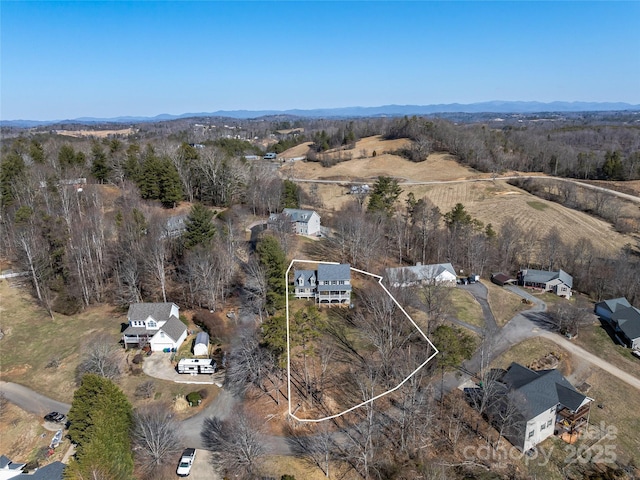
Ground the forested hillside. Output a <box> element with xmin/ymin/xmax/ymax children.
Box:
<box><xmin>1</xmin><ymin>114</ymin><xmax>639</xmax><ymax>317</ymax></box>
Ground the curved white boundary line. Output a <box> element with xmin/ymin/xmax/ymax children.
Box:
<box><xmin>285</xmin><ymin>259</ymin><xmax>439</xmax><ymax>423</ymax></box>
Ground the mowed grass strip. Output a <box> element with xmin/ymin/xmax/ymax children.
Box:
<box><xmin>527</xmin><ymin>200</ymin><xmax>549</xmax><ymax>211</ymax></box>
<box><xmin>0</xmin><ymin>280</ymin><xmax>123</xmax><ymax>402</ymax></box>
<box><xmin>449</xmin><ymin>288</ymin><xmax>484</xmax><ymax>328</ymax></box>
<box><xmin>483</xmin><ymin>280</ymin><xmax>528</xmax><ymax>327</ymax></box>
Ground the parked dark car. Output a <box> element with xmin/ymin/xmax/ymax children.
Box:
<box><xmin>44</xmin><ymin>412</ymin><xmax>66</xmax><ymax>423</ymax></box>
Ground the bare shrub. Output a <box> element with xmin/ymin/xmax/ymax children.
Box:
<box><xmin>45</xmin><ymin>355</ymin><xmax>61</xmax><ymax>369</ymax></box>
<box><xmin>135</xmin><ymin>381</ymin><xmax>156</xmax><ymax>399</ymax></box>
<box><xmin>132</xmin><ymin>353</ymin><xmax>144</xmax><ymax>365</ymax></box>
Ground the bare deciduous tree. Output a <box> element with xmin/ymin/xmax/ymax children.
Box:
<box><xmin>131</xmin><ymin>405</ymin><xmax>183</xmax><ymax>474</ymax></box>
<box><xmin>201</xmin><ymin>409</ymin><xmax>267</xmax><ymax>479</ymax></box>
<box><xmin>76</xmin><ymin>335</ymin><xmax>121</xmax><ymax>382</ymax></box>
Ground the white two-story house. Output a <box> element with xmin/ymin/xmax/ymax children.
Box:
<box><xmin>270</xmin><ymin>208</ymin><xmax>321</xmax><ymax>236</ymax></box>
<box><xmin>293</xmin><ymin>263</ymin><xmax>351</xmax><ymax>304</ymax></box>
<box><xmin>492</xmin><ymin>363</ymin><xmax>592</xmax><ymax>452</ymax></box>
<box><xmin>122</xmin><ymin>302</ymin><xmax>188</xmax><ymax>352</ymax></box>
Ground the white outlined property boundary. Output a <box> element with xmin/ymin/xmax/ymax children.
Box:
<box><xmin>285</xmin><ymin>259</ymin><xmax>439</xmax><ymax>423</ymax></box>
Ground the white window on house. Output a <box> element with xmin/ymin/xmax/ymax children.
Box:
<box><xmin>547</xmin><ymin>419</ymin><xmax>553</xmax><ymax>428</ymax></box>
<box><xmin>339</xmin><ymin>280</ymin><xmax>345</xmax><ymax>285</ymax></box>
<box><xmin>541</xmin><ymin>423</ymin><xmax>546</xmax><ymax>431</ymax></box>
<box><xmin>528</xmin><ymin>430</ymin><xmax>534</xmax><ymax>438</ymax></box>
<box><xmin>332</xmin><ymin>280</ymin><xmax>337</xmax><ymax>285</ymax></box>
<box><xmin>147</xmin><ymin>320</ymin><xmax>157</xmax><ymax>329</ymax></box>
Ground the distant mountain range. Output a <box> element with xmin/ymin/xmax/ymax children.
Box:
<box><xmin>3</xmin><ymin>101</ymin><xmax>640</xmax><ymax>127</ymax></box>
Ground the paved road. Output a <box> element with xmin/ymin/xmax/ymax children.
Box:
<box><xmin>457</xmin><ymin>282</ymin><xmax>499</xmax><ymax>333</ymax></box>
<box><xmin>538</xmin><ymin>331</ymin><xmax>640</xmax><ymax>391</ymax></box>
<box><xmin>0</xmin><ymin>381</ymin><xmax>70</xmax><ymax>416</ymax></box>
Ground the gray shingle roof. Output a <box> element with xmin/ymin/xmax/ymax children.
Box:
<box><xmin>598</xmin><ymin>297</ymin><xmax>632</xmax><ymax>315</ymax></box>
<box><xmin>195</xmin><ymin>331</ymin><xmax>209</xmax><ymax>345</ymax></box>
<box><xmin>501</xmin><ymin>362</ymin><xmax>589</xmax><ymax>418</ymax></box>
<box><xmin>282</xmin><ymin>208</ymin><xmax>318</xmax><ymax>223</ymax></box>
<box><xmin>15</xmin><ymin>461</ymin><xmax>65</xmax><ymax>479</ymax></box>
<box><xmin>612</xmin><ymin>306</ymin><xmax>640</xmax><ymax>341</ymax></box>
<box><xmin>294</xmin><ymin>270</ymin><xmax>316</xmax><ymax>288</ymax></box>
<box><xmin>0</xmin><ymin>455</ymin><xmax>25</xmax><ymax>471</ymax></box>
<box><xmin>317</xmin><ymin>264</ymin><xmax>350</xmax><ymax>282</ymax></box>
<box><xmin>521</xmin><ymin>269</ymin><xmax>573</xmax><ymax>288</ymax></box>
<box><xmin>160</xmin><ymin>317</ymin><xmax>187</xmax><ymax>343</ymax></box>
<box><xmin>122</xmin><ymin>325</ymin><xmax>152</xmax><ymax>336</ymax></box>
<box><xmin>128</xmin><ymin>303</ymin><xmax>178</xmax><ymax>323</ymax></box>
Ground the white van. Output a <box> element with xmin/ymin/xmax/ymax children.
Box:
<box><xmin>263</xmin><ymin>152</ymin><xmax>277</xmax><ymax>160</ymax></box>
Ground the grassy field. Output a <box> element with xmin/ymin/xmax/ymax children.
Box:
<box><xmin>482</xmin><ymin>280</ymin><xmax>528</xmax><ymax>327</ymax></box>
<box><xmin>491</xmin><ymin>337</ymin><xmax>571</xmax><ymax>374</ymax></box>
<box><xmin>286</xmin><ymin>139</ymin><xmax>636</xmax><ymax>260</ymax></box>
<box><xmin>0</xmin><ymin>280</ymin><xmax>123</xmax><ymax>403</ymax></box>
<box><xmin>449</xmin><ymin>288</ymin><xmax>484</xmax><ymax>328</ymax></box>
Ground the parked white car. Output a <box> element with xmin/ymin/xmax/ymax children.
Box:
<box><xmin>176</xmin><ymin>448</ymin><xmax>196</xmax><ymax>476</ymax></box>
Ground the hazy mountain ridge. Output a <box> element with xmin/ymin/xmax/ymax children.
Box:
<box><xmin>3</xmin><ymin>101</ymin><xmax>640</xmax><ymax>127</ymax></box>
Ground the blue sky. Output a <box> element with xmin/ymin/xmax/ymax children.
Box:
<box><xmin>2</xmin><ymin>1</ymin><xmax>639</xmax><ymax>120</ymax></box>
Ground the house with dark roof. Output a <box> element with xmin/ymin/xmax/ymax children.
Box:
<box><xmin>595</xmin><ymin>297</ymin><xmax>640</xmax><ymax>349</ymax></box>
<box><xmin>486</xmin><ymin>363</ymin><xmax>592</xmax><ymax>452</ymax></box>
<box><xmin>0</xmin><ymin>456</ymin><xmax>64</xmax><ymax>480</ymax></box>
<box><xmin>490</xmin><ymin>272</ymin><xmax>517</xmax><ymax>287</ymax></box>
<box><xmin>385</xmin><ymin>262</ymin><xmax>457</xmax><ymax>288</ymax></box>
<box><xmin>1</xmin><ymin>455</ymin><xmax>26</xmax><ymax>479</ymax></box>
<box><xmin>293</xmin><ymin>264</ymin><xmax>351</xmax><ymax>304</ymax></box>
<box><xmin>269</xmin><ymin>208</ymin><xmax>321</xmax><ymax>236</ymax></box>
<box><xmin>122</xmin><ymin>302</ymin><xmax>187</xmax><ymax>352</ymax></box>
<box><xmin>517</xmin><ymin>268</ymin><xmax>573</xmax><ymax>298</ymax></box>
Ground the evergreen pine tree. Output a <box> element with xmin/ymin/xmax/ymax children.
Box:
<box><xmin>256</xmin><ymin>235</ymin><xmax>287</xmax><ymax>313</ymax></box>
<box><xmin>66</xmin><ymin>374</ymin><xmax>133</xmax><ymax>479</ymax></box>
<box><xmin>183</xmin><ymin>203</ymin><xmax>215</xmax><ymax>249</ymax></box>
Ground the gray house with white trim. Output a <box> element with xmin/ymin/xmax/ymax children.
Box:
<box><xmin>517</xmin><ymin>268</ymin><xmax>573</xmax><ymax>298</ymax></box>
<box><xmin>490</xmin><ymin>363</ymin><xmax>592</xmax><ymax>452</ymax></box>
<box><xmin>385</xmin><ymin>262</ymin><xmax>457</xmax><ymax>288</ymax></box>
<box><xmin>293</xmin><ymin>264</ymin><xmax>351</xmax><ymax>304</ymax></box>
<box><xmin>595</xmin><ymin>297</ymin><xmax>640</xmax><ymax>349</ymax></box>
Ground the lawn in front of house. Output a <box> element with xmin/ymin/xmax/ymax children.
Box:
<box><xmin>483</xmin><ymin>280</ymin><xmax>528</xmax><ymax>326</ymax></box>
<box><xmin>0</xmin><ymin>280</ymin><xmax>123</xmax><ymax>403</ymax></box>
<box><xmin>0</xmin><ymin>280</ymin><xmax>220</xmax><ymax>411</ymax></box>
<box><xmin>449</xmin><ymin>288</ymin><xmax>484</xmax><ymax>328</ymax></box>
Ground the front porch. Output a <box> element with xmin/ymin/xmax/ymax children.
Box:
<box><xmin>317</xmin><ymin>292</ymin><xmax>350</xmax><ymax>304</ymax></box>
<box><xmin>122</xmin><ymin>333</ymin><xmax>152</xmax><ymax>349</ymax></box>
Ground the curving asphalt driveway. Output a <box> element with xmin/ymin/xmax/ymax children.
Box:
<box><xmin>0</xmin><ymin>380</ymin><xmax>70</xmax><ymax>416</ymax></box>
